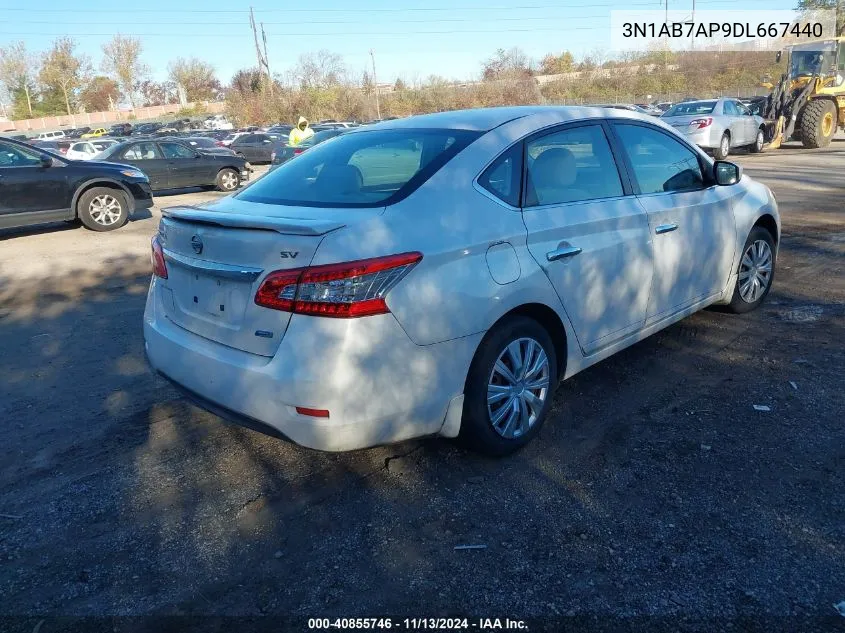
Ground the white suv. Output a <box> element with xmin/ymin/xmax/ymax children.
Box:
<box><xmin>36</xmin><ymin>130</ymin><xmax>66</xmax><ymax>140</ymax></box>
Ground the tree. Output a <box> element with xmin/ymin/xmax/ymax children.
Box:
<box><xmin>168</xmin><ymin>57</ymin><xmax>221</xmax><ymax>103</ymax></box>
<box><xmin>295</xmin><ymin>50</ymin><xmax>346</xmax><ymax>89</ymax></box>
<box><xmin>39</xmin><ymin>37</ymin><xmax>90</xmax><ymax>115</ymax></box>
<box><xmin>540</xmin><ymin>51</ymin><xmax>575</xmax><ymax>76</ymax></box>
<box><xmin>231</xmin><ymin>68</ymin><xmax>262</xmax><ymax>95</ymax></box>
<box><xmin>795</xmin><ymin>0</ymin><xmax>845</xmax><ymax>35</ymax></box>
<box><xmin>101</xmin><ymin>35</ymin><xmax>148</xmax><ymax>109</ymax></box>
<box><xmin>0</xmin><ymin>41</ymin><xmax>37</xmax><ymax>117</ymax></box>
<box><xmin>80</xmin><ymin>75</ymin><xmax>121</xmax><ymax>112</ymax></box>
<box><xmin>138</xmin><ymin>79</ymin><xmax>175</xmax><ymax>106</ymax></box>
<box><xmin>361</xmin><ymin>70</ymin><xmax>374</xmax><ymax>96</ymax></box>
<box><xmin>394</xmin><ymin>77</ymin><xmax>407</xmax><ymax>91</ymax></box>
<box><xmin>482</xmin><ymin>47</ymin><xmax>532</xmax><ymax>81</ymax></box>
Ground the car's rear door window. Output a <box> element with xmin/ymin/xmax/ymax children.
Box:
<box><xmin>478</xmin><ymin>144</ymin><xmax>522</xmax><ymax>207</ymax></box>
<box><xmin>236</xmin><ymin>128</ymin><xmax>480</xmax><ymax>208</ymax></box>
<box><xmin>613</xmin><ymin>123</ymin><xmax>705</xmax><ymax>194</ymax></box>
<box><xmin>524</xmin><ymin>124</ymin><xmax>624</xmax><ymax>206</ymax></box>
<box><xmin>160</xmin><ymin>142</ymin><xmax>196</xmax><ymax>159</ymax></box>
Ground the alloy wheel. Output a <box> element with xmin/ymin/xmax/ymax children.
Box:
<box><xmin>738</xmin><ymin>239</ymin><xmax>773</xmax><ymax>303</ymax></box>
<box><xmin>220</xmin><ymin>171</ymin><xmax>238</xmax><ymax>190</ymax></box>
<box><xmin>88</xmin><ymin>195</ymin><xmax>122</xmax><ymax>226</ymax></box>
<box><xmin>487</xmin><ymin>337</ymin><xmax>550</xmax><ymax>439</ymax></box>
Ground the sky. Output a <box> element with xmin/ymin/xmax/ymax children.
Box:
<box><xmin>0</xmin><ymin>0</ymin><xmax>799</xmax><ymax>86</ymax></box>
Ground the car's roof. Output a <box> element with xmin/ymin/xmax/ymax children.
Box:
<box><xmin>357</xmin><ymin>105</ymin><xmax>658</xmax><ymax>132</ymax></box>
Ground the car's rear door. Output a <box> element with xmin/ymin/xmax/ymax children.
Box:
<box><xmin>520</xmin><ymin>121</ymin><xmax>655</xmax><ymax>355</ymax></box>
<box><xmin>159</xmin><ymin>141</ymin><xmax>205</xmax><ymax>188</ymax></box>
<box><xmin>721</xmin><ymin>100</ymin><xmax>747</xmax><ymax>146</ymax></box>
<box><xmin>119</xmin><ymin>142</ymin><xmax>170</xmax><ymax>189</ymax></box>
<box><xmin>610</xmin><ymin>121</ymin><xmax>737</xmax><ymax>322</ymax></box>
<box><xmin>231</xmin><ymin>134</ymin><xmax>256</xmax><ymax>161</ymax></box>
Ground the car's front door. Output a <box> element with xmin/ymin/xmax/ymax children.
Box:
<box><xmin>119</xmin><ymin>142</ymin><xmax>170</xmax><ymax>189</ymax></box>
<box><xmin>611</xmin><ymin>122</ymin><xmax>738</xmax><ymax>323</ymax></box>
<box><xmin>520</xmin><ymin>122</ymin><xmax>655</xmax><ymax>355</ymax></box>
<box><xmin>231</xmin><ymin>134</ymin><xmax>256</xmax><ymax>161</ymax></box>
<box><xmin>0</xmin><ymin>141</ymin><xmax>70</xmax><ymax>224</ymax></box>
<box><xmin>735</xmin><ymin>100</ymin><xmax>758</xmax><ymax>143</ymax></box>
<box><xmin>721</xmin><ymin>100</ymin><xmax>747</xmax><ymax>145</ymax></box>
<box><xmin>159</xmin><ymin>141</ymin><xmax>205</xmax><ymax>188</ymax></box>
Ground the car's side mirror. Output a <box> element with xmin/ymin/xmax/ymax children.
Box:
<box><xmin>39</xmin><ymin>154</ymin><xmax>53</xmax><ymax>168</ymax></box>
<box><xmin>714</xmin><ymin>161</ymin><xmax>742</xmax><ymax>185</ymax></box>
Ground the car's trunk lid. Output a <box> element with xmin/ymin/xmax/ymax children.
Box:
<box><xmin>156</xmin><ymin>200</ymin><xmax>380</xmax><ymax>356</ymax></box>
<box><xmin>661</xmin><ymin>114</ymin><xmax>711</xmax><ymax>133</ymax></box>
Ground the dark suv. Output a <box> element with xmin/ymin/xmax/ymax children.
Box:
<box><xmin>0</xmin><ymin>137</ymin><xmax>153</xmax><ymax>232</ymax></box>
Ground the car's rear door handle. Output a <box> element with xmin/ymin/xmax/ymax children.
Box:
<box><xmin>655</xmin><ymin>223</ymin><xmax>678</xmax><ymax>234</ymax></box>
<box><xmin>546</xmin><ymin>245</ymin><xmax>582</xmax><ymax>262</ymax></box>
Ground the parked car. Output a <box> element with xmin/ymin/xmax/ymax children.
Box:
<box><xmin>144</xmin><ymin>106</ymin><xmax>780</xmax><ymax>455</ymax></box>
<box><xmin>266</xmin><ymin>125</ymin><xmax>293</xmax><ymax>136</ymax></box>
<box><xmin>29</xmin><ymin>139</ymin><xmax>72</xmax><ymax>155</ymax></box>
<box><xmin>65</xmin><ymin>138</ymin><xmax>119</xmax><ymax>161</ymax></box>
<box><xmin>0</xmin><ymin>136</ymin><xmax>152</xmax><ymax>231</ymax></box>
<box><xmin>268</xmin><ymin>128</ymin><xmax>346</xmax><ymax>171</ymax></box>
<box><xmin>66</xmin><ymin>127</ymin><xmax>91</xmax><ymax>138</ymax></box>
<box><xmin>220</xmin><ymin>131</ymin><xmax>249</xmax><ymax>146</ymax></box>
<box><xmin>95</xmin><ymin>139</ymin><xmax>250</xmax><ymax>192</ymax></box>
<box><xmin>133</xmin><ymin>122</ymin><xmax>164</xmax><ymax>135</ymax></box>
<box><xmin>204</xmin><ymin>114</ymin><xmax>234</xmax><ymax>131</ymax></box>
<box><xmin>36</xmin><ymin>130</ymin><xmax>66</xmax><ymax>140</ymax></box>
<box><xmin>591</xmin><ymin>103</ymin><xmax>655</xmax><ymax>116</ymax></box>
<box><xmin>81</xmin><ymin>128</ymin><xmax>109</xmax><ymax>138</ymax></box>
<box><xmin>161</xmin><ymin>136</ymin><xmax>237</xmax><ymax>156</ymax></box>
<box><xmin>229</xmin><ymin>132</ymin><xmax>283</xmax><ymax>163</ymax></box>
<box><xmin>654</xmin><ymin>102</ymin><xmax>673</xmax><ymax>113</ymax></box>
<box><xmin>110</xmin><ymin>123</ymin><xmax>133</xmax><ymax>137</ymax></box>
<box><xmin>661</xmin><ymin>97</ymin><xmax>766</xmax><ymax>159</ymax></box>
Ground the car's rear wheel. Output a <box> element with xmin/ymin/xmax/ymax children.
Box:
<box><xmin>726</xmin><ymin>226</ymin><xmax>776</xmax><ymax>313</ymax></box>
<box><xmin>714</xmin><ymin>132</ymin><xmax>730</xmax><ymax>160</ymax></box>
<box><xmin>77</xmin><ymin>187</ymin><xmax>128</xmax><ymax>232</ymax></box>
<box><xmin>459</xmin><ymin>316</ymin><xmax>558</xmax><ymax>456</ymax></box>
<box><xmin>216</xmin><ymin>168</ymin><xmax>240</xmax><ymax>192</ymax></box>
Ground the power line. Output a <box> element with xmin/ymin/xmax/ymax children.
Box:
<box><xmin>0</xmin><ymin>27</ymin><xmax>614</xmax><ymax>37</ymax></box>
<box><xmin>0</xmin><ymin>0</ymin><xmax>772</xmax><ymax>12</ymax></box>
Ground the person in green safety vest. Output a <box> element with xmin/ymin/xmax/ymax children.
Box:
<box><xmin>288</xmin><ymin>116</ymin><xmax>314</xmax><ymax>146</ymax></box>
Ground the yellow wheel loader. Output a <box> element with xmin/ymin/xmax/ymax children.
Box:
<box><xmin>763</xmin><ymin>37</ymin><xmax>845</xmax><ymax>149</ymax></box>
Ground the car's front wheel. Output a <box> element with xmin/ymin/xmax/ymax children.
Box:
<box><xmin>216</xmin><ymin>168</ymin><xmax>240</xmax><ymax>192</ymax></box>
<box><xmin>460</xmin><ymin>316</ymin><xmax>558</xmax><ymax>456</ymax></box>
<box><xmin>77</xmin><ymin>187</ymin><xmax>128</xmax><ymax>231</ymax></box>
<box><xmin>748</xmin><ymin>128</ymin><xmax>765</xmax><ymax>153</ymax></box>
<box><xmin>726</xmin><ymin>226</ymin><xmax>776</xmax><ymax>313</ymax></box>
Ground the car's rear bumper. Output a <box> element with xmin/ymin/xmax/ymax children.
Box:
<box><xmin>143</xmin><ymin>278</ymin><xmax>480</xmax><ymax>451</ymax></box>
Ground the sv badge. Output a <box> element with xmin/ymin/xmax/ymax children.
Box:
<box><xmin>280</xmin><ymin>251</ymin><xmax>299</xmax><ymax>259</ymax></box>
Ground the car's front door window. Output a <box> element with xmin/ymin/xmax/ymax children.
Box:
<box><xmin>0</xmin><ymin>141</ymin><xmax>43</xmax><ymax>167</ymax></box>
<box><xmin>160</xmin><ymin>142</ymin><xmax>195</xmax><ymax>159</ymax></box>
<box><xmin>613</xmin><ymin>124</ymin><xmax>705</xmax><ymax>194</ymax></box>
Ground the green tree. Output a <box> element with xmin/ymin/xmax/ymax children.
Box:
<box><xmin>540</xmin><ymin>51</ymin><xmax>575</xmax><ymax>75</ymax></box>
<box><xmin>39</xmin><ymin>37</ymin><xmax>90</xmax><ymax>115</ymax></box>
<box><xmin>101</xmin><ymin>35</ymin><xmax>148</xmax><ymax>109</ymax></box>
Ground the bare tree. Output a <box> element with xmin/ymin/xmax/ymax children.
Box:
<box><xmin>0</xmin><ymin>41</ymin><xmax>37</xmax><ymax>117</ymax></box>
<box><xmin>39</xmin><ymin>37</ymin><xmax>90</xmax><ymax>116</ymax></box>
<box><xmin>167</xmin><ymin>57</ymin><xmax>220</xmax><ymax>103</ymax></box>
<box><xmin>295</xmin><ymin>50</ymin><xmax>347</xmax><ymax>89</ymax></box>
<box><xmin>101</xmin><ymin>35</ymin><xmax>149</xmax><ymax>109</ymax></box>
<box><xmin>482</xmin><ymin>47</ymin><xmax>532</xmax><ymax>81</ymax></box>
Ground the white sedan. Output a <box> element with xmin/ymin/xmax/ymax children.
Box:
<box><xmin>66</xmin><ymin>139</ymin><xmax>118</xmax><ymax>161</ymax></box>
<box><xmin>144</xmin><ymin>106</ymin><xmax>779</xmax><ymax>455</ymax></box>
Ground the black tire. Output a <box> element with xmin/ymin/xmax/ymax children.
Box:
<box><xmin>713</xmin><ymin>132</ymin><xmax>730</xmax><ymax>160</ymax></box>
<box><xmin>726</xmin><ymin>226</ymin><xmax>776</xmax><ymax>314</ymax></box>
<box><xmin>459</xmin><ymin>316</ymin><xmax>558</xmax><ymax>456</ymax></box>
<box><xmin>800</xmin><ymin>99</ymin><xmax>837</xmax><ymax>149</ymax></box>
<box><xmin>215</xmin><ymin>168</ymin><xmax>240</xmax><ymax>192</ymax></box>
<box><xmin>76</xmin><ymin>187</ymin><xmax>129</xmax><ymax>232</ymax></box>
<box><xmin>748</xmin><ymin>127</ymin><xmax>765</xmax><ymax>153</ymax></box>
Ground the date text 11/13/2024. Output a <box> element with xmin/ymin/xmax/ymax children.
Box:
<box><xmin>308</xmin><ymin>618</ymin><xmax>528</xmax><ymax>630</ymax></box>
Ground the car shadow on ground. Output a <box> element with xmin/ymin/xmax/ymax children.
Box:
<box><xmin>0</xmin><ymin>226</ymin><xmax>843</xmax><ymax>627</ymax></box>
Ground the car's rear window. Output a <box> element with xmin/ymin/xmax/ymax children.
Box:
<box><xmin>236</xmin><ymin>128</ymin><xmax>480</xmax><ymax>208</ymax></box>
<box><xmin>663</xmin><ymin>101</ymin><xmax>717</xmax><ymax>116</ymax></box>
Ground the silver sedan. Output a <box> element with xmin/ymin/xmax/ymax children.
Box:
<box><xmin>661</xmin><ymin>98</ymin><xmax>766</xmax><ymax>159</ymax></box>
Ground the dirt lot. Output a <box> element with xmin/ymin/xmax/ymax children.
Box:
<box><xmin>1</xmin><ymin>144</ymin><xmax>844</xmax><ymax>632</ymax></box>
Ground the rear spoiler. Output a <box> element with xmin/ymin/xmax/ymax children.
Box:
<box><xmin>161</xmin><ymin>206</ymin><xmax>346</xmax><ymax>236</ymax></box>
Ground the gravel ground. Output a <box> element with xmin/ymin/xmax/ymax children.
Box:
<box><xmin>1</xmin><ymin>146</ymin><xmax>844</xmax><ymax>632</ymax></box>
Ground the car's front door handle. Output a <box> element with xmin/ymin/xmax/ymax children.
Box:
<box><xmin>655</xmin><ymin>223</ymin><xmax>678</xmax><ymax>234</ymax></box>
<box><xmin>546</xmin><ymin>245</ymin><xmax>582</xmax><ymax>262</ymax></box>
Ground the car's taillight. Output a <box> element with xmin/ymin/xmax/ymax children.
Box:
<box><xmin>689</xmin><ymin>117</ymin><xmax>713</xmax><ymax>129</ymax></box>
<box><xmin>255</xmin><ymin>252</ymin><xmax>422</xmax><ymax>318</ymax></box>
<box><xmin>151</xmin><ymin>236</ymin><xmax>168</xmax><ymax>279</ymax></box>
<box><xmin>215</xmin><ymin>141</ymin><xmax>224</xmax><ymax>147</ymax></box>
<box><xmin>293</xmin><ymin>148</ymin><xmax>304</xmax><ymax>156</ymax></box>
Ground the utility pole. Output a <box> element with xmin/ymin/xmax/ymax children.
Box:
<box><xmin>250</xmin><ymin>7</ymin><xmax>272</xmax><ymax>95</ymax></box>
<box><xmin>369</xmin><ymin>48</ymin><xmax>381</xmax><ymax>119</ymax></box>
<box><xmin>261</xmin><ymin>21</ymin><xmax>274</xmax><ymax>96</ymax></box>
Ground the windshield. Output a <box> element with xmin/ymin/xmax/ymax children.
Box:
<box><xmin>790</xmin><ymin>50</ymin><xmax>836</xmax><ymax>77</ymax></box>
<box><xmin>236</xmin><ymin>128</ymin><xmax>480</xmax><ymax>208</ymax></box>
<box><xmin>663</xmin><ymin>101</ymin><xmax>717</xmax><ymax>116</ymax></box>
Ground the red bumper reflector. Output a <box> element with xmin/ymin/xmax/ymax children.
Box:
<box><xmin>295</xmin><ymin>407</ymin><xmax>330</xmax><ymax>418</ymax></box>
